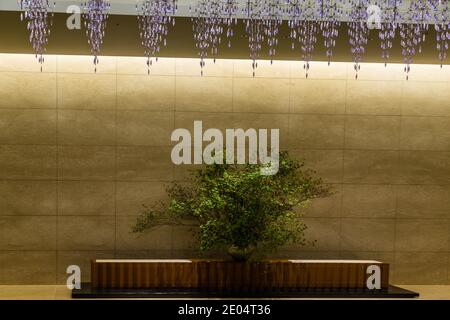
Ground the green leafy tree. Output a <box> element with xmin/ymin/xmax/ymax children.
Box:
<box><xmin>133</xmin><ymin>151</ymin><xmax>331</xmax><ymax>260</ymax></box>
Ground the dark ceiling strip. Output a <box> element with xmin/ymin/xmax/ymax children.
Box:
<box><xmin>0</xmin><ymin>11</ymin><xmax>445</xmax><ymax>65</ymax></box>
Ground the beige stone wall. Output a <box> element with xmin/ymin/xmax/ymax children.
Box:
<box><xmin>0</xmin><ymin>53</ymin><xmax>449</xmax><ymax>285</ymax></box>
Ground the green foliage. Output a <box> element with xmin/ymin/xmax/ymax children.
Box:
<box><xmin>133</xmin><ymin>151</ymin><xmax>331</xmax><ymax>256</ymax></box>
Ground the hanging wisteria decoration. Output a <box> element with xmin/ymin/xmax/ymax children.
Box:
<box><xmin>286</xmin><ymin>0</ymin><xmax>301</xmax><ymax>51</ymax></box>
<box><xmin>399</xmin><ymin>24</ymin><xmax>416</xmax><ymax>79</ymax></box>
<box><xmin>137</xmin><ymin>0</ymin><xmax>177</xmax><ymax>74</ymax></box>
<box><xmin>286</xmin><ymin>0</ymin><xmax>319</xmax><ymax>78</ymax></box>
<box><xmin>299</xmin><ymin>20</ymin><xmax>319</xmax><ymax>78</ymax></box>
<box><xmin>19</xmin><ymin>0</ymin><xmax>55</xmax><ymax>71</ymax></box>
<box><xmin>16</xmin><ymin>1</ymin><xmax>450</xmax><ymax>77</ymax></box>
<box><xmin>82</xmin><ymin>0</ymin><xmax>111</xmax><ymax>72</ymax></box>
<box><xmin>435</xmin><ymin>23</ymin><xmax>449</xmax><ymax>66</ymax></box>
<box><xmin>347</xmin><ymin>0</ymin><xmax>369</xmax><ymax>79</ymax></box>
<box><xmin>191</xmin><ymin>0</ymin><xmax>224</xmax><ymax>75</ymax></box>
<box><xmin>243</xmin><ymin>1</ymin><xmax>265</xmax><ymax>77</ymax></box>
<box><xmin>433</xmin><ymin>0</ymin><xmax>450</xmax><ymax>67</ymax></box>
<box><xmin>318</xmin><ymin>0</ymin><xmax>343</xmax><ymax>66</ymax></box>
<box><xmin>379</xmin><ymin>0</ymin><xmax>401</xmax><ymax>66</ymax></box>
<box><xmin>261</xmin><ymin>0</ymin><xmax>284</xmax><ymax>64</ymax></box>
<box><xmin>302</xmin><ymin>1</ymin><xmax>319</xmax><ymax>77</ymax></box>
<box><xmin>399</xmin><ymin>0</ymin><xmax>431</xmax><ymax>79</ymax></box>
<box><xmin>221</xmin><ymin>0</ymin><xmax>239</xmax><ymax>48</ymax></box>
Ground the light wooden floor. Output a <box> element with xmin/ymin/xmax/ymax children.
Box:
<box><xmin>0</xmin><ymin>285</ymin><xmax>449</xmax><ymax>300</ymax></box>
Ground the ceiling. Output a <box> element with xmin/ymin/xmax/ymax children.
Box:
<box><xmin>0</xmin><ymin>0</ymin><xmax>438</xmax><ymax>22</ymax></box>
<box><xmin>5</xmin><ymin>0</ymin><xmax>199</xmax><ymax>16</ymax></box>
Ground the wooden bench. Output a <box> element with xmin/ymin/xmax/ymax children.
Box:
<box><xmin>91</xmin><ymin>259</ymin><xmax>389</xmax><ymax>291</ymax></box>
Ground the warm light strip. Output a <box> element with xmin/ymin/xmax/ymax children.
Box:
<box><xmin>95</xmin><ymin>259</ymin><xmax>382</xmax><ymax>263</ymax></box>
<box><xmin>2</xmin><ymin>53</ymin><xmax>450</xmax><ymax>80</ymax></box>
<box><xmin>288</xmin><ymin>260</ymin><xmax>382</xmax><ymax>264</ymax></box>
<box><xmin>95</xmin><ymin>259</ymin><xmax>193</xmax><ymax>263</ymax></box>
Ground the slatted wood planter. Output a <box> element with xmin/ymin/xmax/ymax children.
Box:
<box><xmin>91</xmin><ymin>259</ymin><xmax>389</xmax><ymax>291</ymax></box>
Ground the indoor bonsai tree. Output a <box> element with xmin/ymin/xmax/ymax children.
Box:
<box><xmin>132</xmin><ymin>151</ymin><xmax>331</xmax><ymax>261</ymax></box>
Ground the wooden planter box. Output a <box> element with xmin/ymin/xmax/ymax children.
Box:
<box><xmin>91</xmin><ymin>259</ymin><xmax>389</xmax><ymax>291</ymax></box>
